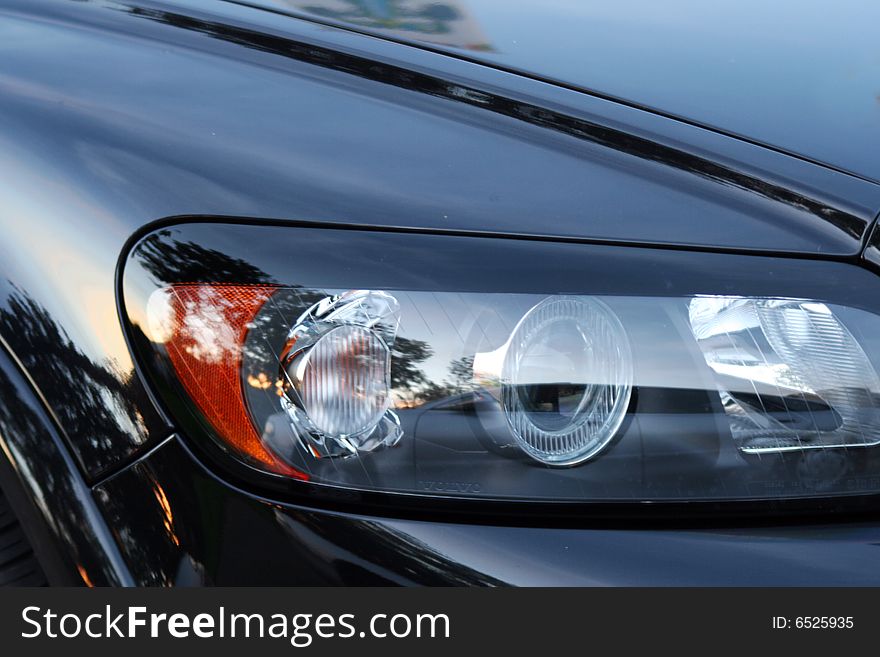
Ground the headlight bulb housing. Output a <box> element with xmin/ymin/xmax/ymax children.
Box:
<box><xmin>688</xmin><ymin>296</ymin><xmax>880</xmax><ymax>454</ymax></box>
<box><xmin>501</xmin><ymin>296</ymin><xmax>633</xmax><ymax>466</ymax></box>
<box><xmin>279</xmin><ymin>290</ymin><xmax>402</xmax><ymax>458</ymax></box>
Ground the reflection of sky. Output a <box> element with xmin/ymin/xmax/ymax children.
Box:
<box><xmin>0</xmin><ymin>139</ymin><xmax>134</xmax><ymax>372</ymax></box>
<box><xmin>396</xmin><ymin>290</ymin><xmax>524</xmax><ymax>384</ymax></box>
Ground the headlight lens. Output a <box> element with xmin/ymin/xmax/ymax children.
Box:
<box><xmin>501</xmin><ymin>296</ymin><xmax>632</xmax><ymax>466</ymax></box>
<box><xmin>689</xmin><ymin>296</ymin><xmax>880</xmax><ymax>454</ymax></box>
<box><xmin>124</xmin><ymin>223</ymin><xmax>880</xmax><ymax>506</ymax></box>
<box><xmin>279</xmin><ymin>290</ymin><xmax>402</xmax><ymax>458</ymax></box>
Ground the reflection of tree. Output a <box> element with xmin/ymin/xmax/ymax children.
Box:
<box><xmin>0</xmin><ymin>288</ymin><xmax>152</xmax><ymax>471</ymax></box>
<box><xmin>135</xmin><ymin>231</ymin><xmax>271</xmax><ymax>285</ymax></box>
<box><xmin>389</xmin><ymin>336</ymin><xmax>431</xmax><ymax>389</ymax></box>
<box><xmin>242</xmin><ymin>288</ymin><xmax>327</xmax><ymax>371</ymax></box>
<box><xmin>133</xmin><ymin>232</ymin><xmax>445</xmax><ymax>413</ymax></box>
<box><xmin>385</xmin><ymin>334</ymin><xmax>440</xmax><ymax>406</ymax></box>
<box><xmin>414</xmin><ymin>381</ymin><xmax>449</xmax><ymax>403</ymax></box>
<box><xmin>301</xmin><ymin>1</ymin><xmax>461</xmax><ymax>36</ymax></box>
<box><xmin>445</xmin><ymin>355</ymin><xmax>474</xmax><ymax>393</ymax></box>
<box><xmin>391</xmin><ymin>354</ymin><xmax>474</xmax><ymax>405</ymax></box>
<box><xmin>0</xmin><ymin>370</ymin><xmax>49</xmax><ymax>585</ymax></box>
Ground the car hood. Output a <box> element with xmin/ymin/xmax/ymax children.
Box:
<box><xmin>251</xmin><ymin>0</ymin><xmax>880</xmax><ymax>183</ymax></box>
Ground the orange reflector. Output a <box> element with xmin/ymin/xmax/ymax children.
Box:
<box><xmin>163</xmin><ymin>283</ymin><xmax>307</xmax><ymax>480</ymax></box>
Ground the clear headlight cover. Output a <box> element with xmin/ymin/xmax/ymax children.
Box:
<box><xmin>124</xmin><ymin>223</ymin><xmax>880</xmax><ymax>506</ymax></box>
<box><xmin>500</xmin><ymin>296</ymin><xmax>632</xmax><ymax>465</ymax></box>
<box><xmin>689</xmin><ymin>296</ymin><xmax>880</xmax><ymax>454</ymax></box>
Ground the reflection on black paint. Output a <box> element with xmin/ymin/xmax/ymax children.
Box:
<box><xmin>283</xmin><ymin>0</ymin><xmax>494</xmax><ymax>51</ymax></box>
<box><xmin>300</xmin><ymin>0</ymin><xmax>464</xmax><ymax>32</ymax></box>
<box><xmin>274</xmin><ymin>510</ymin><xmax>504</xmax><ymax>585</ymax></box>
<box><xmin>96</xmin><ymin>435</ymin><xmax>503</xmax><ymax>585</ymax></box>
<box><xmin>93</xmin><ymin>434</ymin><xmax>880</xmax><ymax>585</ymax></box>
<box><xmin>0</xmin><ymin>286</ymin><xmax>151</xmax><ymax>475</ymax></box>
<box><xmin>135</xmin><ymin>230</ymin><xmax>273</xmax><ymax>285</ymax></box>
<box><xmin>0</xmin><ymin>344</ymin><xmax>129</xmax><ymax>585</ymax></box>
<box><xmin>122</xmin><ymin>5</ymin><xmax>866</xmax><ymax>240</ymax></box>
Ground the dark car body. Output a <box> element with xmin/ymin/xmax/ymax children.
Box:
<box><xmin>1</xmin><ymin>0</ymin><xmax>880</xmax><ymax>585</ymax></box>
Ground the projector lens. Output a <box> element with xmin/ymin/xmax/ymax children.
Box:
<box><xmin>502</xmin><ymin>296</ymin><xmax>633</xmax><ymax>465</ymax></box>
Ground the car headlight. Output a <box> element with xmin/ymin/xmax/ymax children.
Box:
<box><xmin>123</xmin><ymin>222</ymin><xmax>880</xmax><ymax>507</ymax></box>
<box><xmin>689</xmin><ymin>296</ymin><xmax>880</xmax><ymax>454</ymax></box>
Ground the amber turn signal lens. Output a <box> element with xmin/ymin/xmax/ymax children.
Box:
<box><xmin>161</xmin><ymin>284</ymin><xmax>307</xmax><ymax>479</ymax></box>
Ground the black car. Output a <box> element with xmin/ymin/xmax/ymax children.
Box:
<box><xmin>2</xmin><ymin>0</ymin><xmax>880</xmax><ymax>586</ymax></box>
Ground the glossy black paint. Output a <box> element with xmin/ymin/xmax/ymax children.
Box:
<box><xmin>117</xmin><ymin>2</ymin><xmax>875</xmax><ymax>246</ymax></box>
<box><xmin>0</xmin><ymin>0</ymin><xmax>879</xmax><ymax>584</ymax></box>
<box><xmin>243</xmin><ymin>0</ymin><xmax>880</xmax><ymax>183</ymax></box>
<box><xmin>96</xmin><ymin>437</ymin><xmax>507</xmax><ymax>585</ymax></box>
<box><xmin>95</xmin><ymin>436</ymin><xmax>880</xmax><ymax>585</ymax></box>
<box><xmin>0</xmin><ymin>342</ymin><xmax>132</xmax><ymax>586</ymax></box>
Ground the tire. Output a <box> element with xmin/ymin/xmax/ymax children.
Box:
<box><xmin>0</xmin><ymin>489</ymin><xmax>46</xmax><ymax>586</ymax></box>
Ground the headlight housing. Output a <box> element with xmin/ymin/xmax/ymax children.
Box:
<box><xmin>122</xmin><ymin>222</ymin><xmax>880</xmax><ymax>510</ymax></box>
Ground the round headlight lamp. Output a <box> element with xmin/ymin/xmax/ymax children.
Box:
<box><xmin>502</xmin><ymin>296</ymin><xmax>633</xmax><ymax>466</ymax></box>
<box><xmin>287</xmin><ymin>324</ymin><xmax>392</xmax><ymax>437</ymax></box>
<box><xmin>279</xmin><ymin>290</ymin><xmax>402</xmax><ymax>458</ymax></box>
